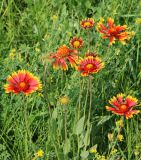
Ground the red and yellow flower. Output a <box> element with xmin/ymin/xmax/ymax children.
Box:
<box><xmin>97</xmin><ymin>17</ymin><xmax>130</xmax><ymax>45</ymax></box>
<box><xmin>4</xmin><ymin>70</ymin><xmax>42</xmax><ymax>95</ymax></box>
<box><xmin>70</xmin><ymin>37</ymin><xmax>83</xmax><ymax>49</ymax></box>
<box><xmin>78</xmin><ymin>56</ymin><xmax>104</xmax><ymax>76</ymax></box>
<box><xmin>51</xmin><ymin>45</ymin><xmax>78</xmax><ymax>70</ymax></box>
<box><xmin>106</xmin><ymin>93</ymin><xmax>140</xmax><ymax>119</ymax></box>
<box><xmin>80</xmin><ymin>18</ymin><xmax>95</xmax><ymax>29</ymax></box>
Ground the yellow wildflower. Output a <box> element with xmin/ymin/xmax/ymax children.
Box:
<box><xmin>89</xmin><ymin>146</ymin><xmax>97</xmax><ymax>153</ymax></box>
<box><xmin>111</xmin><ymin>148</ymin><xmax>117</xmax><ymax>155</ymax></box>
<box><xmin>35</xmin><ymin>149</ymin><xmax>44</xmax><ymax>157</ymax></box>
<box><xmin>59</xmin><ymin>96</ymin><xmax>70</xmax><ymax>106</ymax></box>
<box><xmin>51</xmin><ymin>15</ymin><xmax>58</xmax><ymax>21</ymax></box>
<box><xmin>9</xmin><ymin>52</ymin><xmax>16</xmax><ymax>59</ymax></box>
<box><xmin>117</xmin><ymin>134</ymin><xmax>124</xmax><ymax>141</ymax></box>
<box><xmin>116</xmin><ymin>118</ymin><xmax>124</xmax><ymax>128</ymax></box>
<box><xmin>108</xmin><ymin>133</ymin><xmax>114</xmax><ymax>141</ymax></box>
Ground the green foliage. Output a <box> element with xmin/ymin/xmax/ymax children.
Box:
<box><xmin>0</xmin><ymin>0</ymin><xmax>141</xmax><ymax>159</ymax></box>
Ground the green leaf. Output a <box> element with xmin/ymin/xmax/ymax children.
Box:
<box><xmin>52</xmin><ymin>108</ymin><xmax>58</xmax><ymax>120</ymax></box>
<box><xmin>63</xmin><ymin>138</ymin><xmax>71</xmax><ymax>155</ymax></box>
<box><xmin>84</xmin><ymin>125</ymin><xmax>92</xmax><ymax>146</ymax></box>
<box><xmin>80</xmin><ymin>151</ymin><xmax>89</xmax><ymax>159</ymax></box>
<box><xmin>75</xmin><ymin>116</ymin><xmax>85</xmax><ymax>135</ymax></box>
<box><xmin>96</xmin><ymin>115</ymin><xmax>112</xmax><ymax>126</ymax></box>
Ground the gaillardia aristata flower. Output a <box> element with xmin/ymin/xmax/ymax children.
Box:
<box><xmin>97</xmin><ymin>17</ymin><xmax>130</xmax><ymax>45</ymax></box>
<box><xmin>80</xmin><ymin>18</ymin><xmax>95</xmax><ymax>29</ymax></box>
<box><xmin>78</xmin><ymin>56</ymin><xmax>104</xmax><ymax>76</ymax></box>
<box><xmin>106</xmin><ymin>93</ymin><xmax>140</xmax><ymax>119</ymax></box>
<box><xmin>70</xmin><ymin>37</ymin><xmax>83</xmax><ymax>49</ymax></box>
<box><xmin>51</xmin><ymin>45</ymin><xmax>78</xmax><ymax>70</ymax></box>
<box><xmin>4</xmin><ymin>70</ymin><xmax>42</xmax><ymax>95</ymax></box>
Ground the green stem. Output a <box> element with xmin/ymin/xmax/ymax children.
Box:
<box><xmin>87</xmin><ymin>30</ymin><xmax>90</xmax><ymax>52</ymax></box>
<box><xmin>23</xmin><ymin>96</ymin><xmax>29</xmax><ymax>159</ymax></box>
<box><xmin>127</xmin><ymin>120</ymin><xmax>131</xmax><ymax>160</ymax></box>
<box><xmin>64</xmin><ymin>108</ymin><xmax>67</xmax><ymax>142</ymax></box>
<box><xmin>78</xmin><ymin>76</ymin><xmax>82</xmax><ymax>120</ymax></box>
<box><xmin>44</xmin><ymin>64</ymin><xmax>51</xmax><ymax>117</ymax></box>
<box><xmin>88</xmin><ymin>75</ymin><xmax>92</xmax><ymax>121</ymax></box>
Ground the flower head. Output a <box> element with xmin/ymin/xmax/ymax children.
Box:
<box><xmin>70</xmin><ymin>37</ymin><xmax>83</xmax><ymax>49</ymax></box>
<box><xmin>80</xmin><ymin>18</ymin><xmax>95</xmax><ymax>29</ymax></box>
<box><xmin>59</xmin><ymin>96</ymin><xmax>70</xmax><ymax>106</ymax></box>
<box><xmin>51</xmin><ymin>15</ymin><xmax>58</xmax><ymax>21</ymax></box>
<box><xmin>116</xmin><ymin>118</ymin><xmax>124</xmax><ymax>128</ymax></box>
<box><xmin>89</xmin><ymin>145</ymin><xmax>97</xmax><ymax>153</ymax></box>
<box><xmin>4</xmin><ymin>70</ymin><xmax>42</xmax><ymax>95</ymax></box>
<box><xmin>111</xmin><ymin>148</ymin><xmax>118</xmax><ymax>155</ymax></box>
<box><xmin>108</xmin><ymin>133</ymin><xmax>114</xmax><ymax>141</ymax></box>
<box><xmin>50</xmin><ymin>45</ymin><xmax>78</xmax><ymax>70</ymax></box>
<box><xmin>97</xmin><ymin>17</ymin><xmax>130</xmax><ymax>45</ymax></box>
<box><xmin>106</xmin><ymin>93</ymin><xmax>140</xmax><ymax>119</ymax></box>
<box><xmin>117</xmin><ymin>134</ymin><xmax>124</xmax><ymax>141</ymax></box>
<box><xmin>35</xmin><ymin>149</ymin><xmax>44</xmax><ymax>157</ymax></box>
<box><xmin>78</xmin><ymin>56</ymin><xmax>104</xmax><ymax>76</ymax></box>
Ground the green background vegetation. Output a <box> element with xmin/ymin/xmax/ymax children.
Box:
<box><xmin>0</xmin><ymin>0</ymin><xmax>141</xmax><ymax>159</ymax></box>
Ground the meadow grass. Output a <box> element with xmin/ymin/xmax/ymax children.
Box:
<box><xmin>0</xmin><ymin>0</ymin><xmax>141</xmax><ymax>160</ymax></box>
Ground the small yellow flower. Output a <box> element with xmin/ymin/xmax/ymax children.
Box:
<box><xmin>35</xmin><ymin>149</ymin><xmax>44</xmax><ymax>157</ymax></box>
<box><xmin>108</xmin><ymin>133</ymin><xmax>114</xmax><ymax>141</ymax></box>
<box><xmin>59</xmin><ymin>96</ymin><xmax>70</xmax><ymax>106</ymax></box>
<box><xmin>9</xmin><ymin>52</ymin><xmax>16</xmax><ymax>59</ymax></box>
<box><xmin>117</xmin><ymin>134</ymin><xmax>124</xmax><ymax>141</ymax></box>
<box><xmin>135</xmin><ymin>18</ymin><xmax>141</xmax><ymax>24</ymax></box>
<box><xmin>89</xmin><ymin>146</ymin><xmax>97</xmax><ymax>153</ymax></box>
<box><xmin>51</xmin><ymin>15</ymin><xmax>58</xmax><ymax>21</ymax></box>
<box><xmin>116</xmin><ymin>118</ymin><xmax>124</xmax><ymax>128</ymax></box>
<box><xmin>111</xmin><ymin>148</ymin><xmax>117</xmax><ymax>155</ymax></box>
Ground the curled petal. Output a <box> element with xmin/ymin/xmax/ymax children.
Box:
<box><xmin>117</xmin><ymin>93</ymin><xmax>124</xmax><ymax>103</ymax></box>
<box><xmin>125</xmin><ymin>110</ymin><xmax>140</xmax><ymax>119</ymax></box>
<box><xmin>109</xmin><ymin>96</ymin><xmax>120</xmax><ymax>108</ymax></box>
